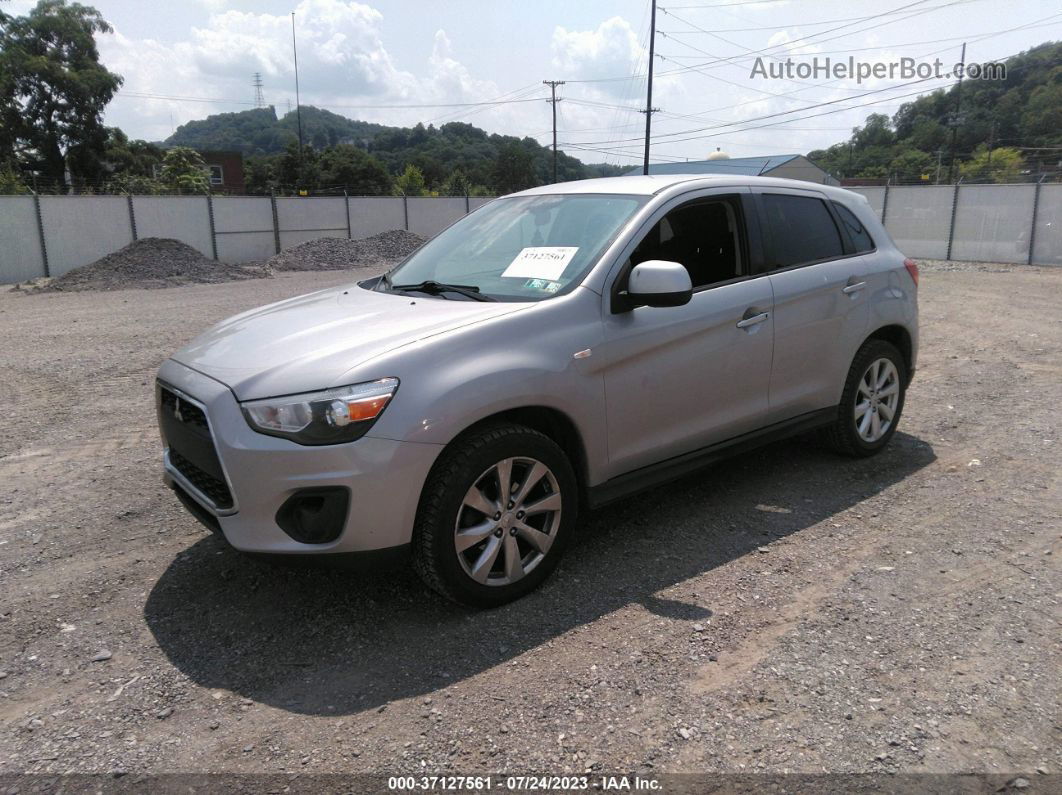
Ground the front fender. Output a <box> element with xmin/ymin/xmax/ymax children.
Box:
<box><xmin>354</xmin><ymin>288</ymin><xmax>611</xmax><ymax>486</ymax></box>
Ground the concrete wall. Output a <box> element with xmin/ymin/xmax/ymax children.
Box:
<box><xmin>1031</xmin><ymin>184</ymin><xmax>1062</xmax><ymax>266</ymax></box>
<box><xmin>3</xmin><ymin>188</ymin><xmax>1058</xmax><ymax>284</ymax></box>
<box><xmin>276</xmin><ymin>197</ymin><xmax>348</xmax><ymax>249</ymax></box>
<box><xmin>211</xmin><ymin>197</ymin><xmax>276</xmax><ymax>263</ymax></box>
<box><xmin>406</xmin><ymin>197</ymin><xmax>466</xmax><ymax>238</ymax></box>
<box><xmin>132</xmin><ymin>196</ymin><xmax>213</xmax><ymax>259</ymax></box>
<box><xmin>847</xmin><ymin>183</ymin><xmax>1056</xmax><ymax>265</ymax></box>
<box><xmin>348</xmin><ymin>197</ymin><xmax>405</xmax><ymax>239</ymax></box>
<box><xmin>40</xmin><ymin>196</ymin><xmax>133</xmax><ymax>277</ymax></box>
<box><xmin>0</xmin><ymin>197</ymin><xmax>46</xmax><ymax>283</ymax></box>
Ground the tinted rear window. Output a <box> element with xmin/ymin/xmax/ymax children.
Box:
<box><xmin>762</xmin><ymin>194</ymin><xmax>844</xmax><ymax>267</ymax></box>
<box><xmin>833</xmin><ymin>202</ymin><xmax>875</xmax><ymax>252</ymax></box>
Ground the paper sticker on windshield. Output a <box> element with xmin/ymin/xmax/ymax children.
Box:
<box><xmin>502</xmin><ymin>247</ymin><xmax>578</xmax><ymax>281</ymax></box>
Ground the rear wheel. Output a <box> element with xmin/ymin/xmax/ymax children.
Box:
<box><xmin>412</xmin><ymin>423</ymin><xmax>577</xmax><ymax>607</ymax></box>
<box><xmin>823</xmin><ymin>339</ymin><xmax>907</xmax><ymax>457</ymax></box>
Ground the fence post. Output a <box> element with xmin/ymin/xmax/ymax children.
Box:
<box><xmin>402</xmin><ymin>194</ymin><xmax>409</xmax><ymax>231</ymax></box>
<box><xmin>270</xmin><ymin>190</ymin><xmax>281</xmax><ymax>254</ymax></box>
<box><xmin>1027</xmin><ymin>178</ymin><xmax>1043</xmax><ymax>266</ymax></box>
<box><xmin>945</xmin><ymin>181</ymin><xmax>961</xmax><ymax>261</ymax></box>
<box><xmin>465</xmin><ymin>195</ymin><xmax>470</xmax><ymax>214</ymax></box>
<box><xmin>880</xmin><ymin>184</ymin><xmax>889</xmax><ymax>226</ymax></box>
<box><xmin>33</xmin><ymin>193</ymin><xmax>50</xmax><ymax>278</ymax></box>
<box><xmin>344</xmin><ymin>190</ymin><xmax>351</xmax><ymax>238</ymax></box>
<box><xmin>127</xmin><ymin>194</ymin><xmax>138</xmax><ymax>242</ymax></box>
<box><xmin>206</xmin><ymin>194</ymin><xmax>219</xmax><ymax>261</ymax></box>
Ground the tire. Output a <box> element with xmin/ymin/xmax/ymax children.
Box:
<box><xmin>822</xmin><ymin>339</ymin><xmax>907</xmax><ymax>458</ymax></box>
<box><xmin>412</xmin><ymin>423</ymin><xmax>578</xmax><ymax>607</ymax></box>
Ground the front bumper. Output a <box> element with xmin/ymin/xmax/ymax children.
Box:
<box><xmin>157</xmin><ymin>359</ymin><xmax>443</xmax><ymax>555</ymax></box>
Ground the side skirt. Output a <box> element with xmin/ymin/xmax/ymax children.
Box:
<box><xmin>587</xmin><ymin>407</ymin><xmax>836</xmax><ymax>510</ymax></box>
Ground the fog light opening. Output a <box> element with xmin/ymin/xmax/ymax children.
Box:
<box><xmin>275</xmin><ymin>487</ymin><xmax>350</xmax><ymax>545</ymax></box>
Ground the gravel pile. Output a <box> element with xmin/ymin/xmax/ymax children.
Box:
<box><xmin>23</xmin><ymin>238</ymin><xmax>270</xmax><ymax>293</ymax></box>
<box><xmin>267</xmin><ymin>230</ymin><xmax>426</xmax><ymax>271</ymax></box>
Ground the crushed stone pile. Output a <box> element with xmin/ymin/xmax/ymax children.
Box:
<box><xmin>266</xmin><ymin>230</ymin><xmax>426</xmax><ymax>272</ymax></box>
<box><xmin>23</xmin><ymin>238</ymin><xmax>270</xmax><ymax>293</ymax></box>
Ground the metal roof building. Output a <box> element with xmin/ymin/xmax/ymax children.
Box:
<box><xmin>624</xmin><ymin>154</ymin><xmax>838</xmax><ymax>186</ymax></box>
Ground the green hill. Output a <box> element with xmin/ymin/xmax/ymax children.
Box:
<box><xmin>164</xmin><ymin>105</ymin><xmax>626</xmax><ymax>193</ymax></box>
<box><xmin>808</xmin><ymin>40</ymin><xmax>1062</xmax><ymax>183</ymax></box>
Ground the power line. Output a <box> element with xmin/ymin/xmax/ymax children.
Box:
<box><xmin>114</xmin><ymin>91</ymin><xmax>551</xmax><ymax>110</ymax></box>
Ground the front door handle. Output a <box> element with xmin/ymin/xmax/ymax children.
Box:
<box><xmin>736</xmin><ymin>311</ymin><xmax>769</xmax><ymax>329</ymax></box>
<box><xmin>842</xmin><ymin>280</ymin><xmax>867</xmax><ymax>294</ymax></box>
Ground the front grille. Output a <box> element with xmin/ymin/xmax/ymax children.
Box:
<box><xmin>169</xmin><ymin>448</ymin><xmax>233</xmax><ymax>510</ymax></box>
<box><xmin>158</xmin><ymin>384</ymin><xmax>234</xmax><ymax>511</ymax></box>
<box><xmin>159</xmin><ymin>388</ymin><xmax>209</xmax><ymax>431</ymax></box>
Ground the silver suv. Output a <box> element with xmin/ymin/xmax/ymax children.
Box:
<box><xmin>157</xmin><ymin>175</ymin><xmax>918</xmax><ymax>606</ymax></box>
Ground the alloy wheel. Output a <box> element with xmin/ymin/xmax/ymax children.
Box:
<box><xmin>854</xmin><ymin>357</ymin><xmax>900</xmax><ymax>443</ymax></box>
<box><xmin>453</xmin><ymin>456</ymin><xmax>562</xmax><ymax>586</ymax></box>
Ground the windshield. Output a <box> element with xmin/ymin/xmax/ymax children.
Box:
<box><xmin>379</xmin><ymin>194</ymin><xmax>646</xmax><ymax>301</ymax></box>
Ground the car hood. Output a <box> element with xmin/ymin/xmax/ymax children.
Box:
<box><xmin>171</xmin><ymin>283</ymin><xmax>529</xmax><ymax>400</ymax></box>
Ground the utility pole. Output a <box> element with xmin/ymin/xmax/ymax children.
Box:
<box><xmin>935</xmin><ymin>149</ymin><xmax>944</xmax><ymax>184</ymax></box>
<box><xmin>946</xmin><ymin>42</ymin><xmax>966</xmax><ymax>184</ymax></box>
<box><xmin>642</xmin><ymin>0</ymin><xmax>658</xmax><ymax>175</ymax></box>
<box><xmin>252</xmin><ymin>72</ymin><xmax>265</xmax><ymax>108</ymax></box>
<box><xmin>291</xmin><ymin>12</ymin><xmax>304</xmax><ymax>154</ymax></box>
<box><xmin>543</xmin><ymin>80</ymin><xmax>565</xmax><ymax>183</ymax></box>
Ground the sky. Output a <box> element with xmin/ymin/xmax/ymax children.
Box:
<box><xmin>8</xmin><ymin>0</ymin><xmax>1062</xmax><ymax>166</ymax></box>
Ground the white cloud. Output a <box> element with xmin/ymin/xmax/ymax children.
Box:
<box><xmin>551</xmin><ymin>17</ymin><xmax>646</xmax><ymax>86</ymax></box>
<box><xmin>96</xmin><ymin>0</ymin><xmax>511</xmax><ymax>141</ymax></box>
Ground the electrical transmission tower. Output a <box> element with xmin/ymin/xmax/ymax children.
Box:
<box><xmin>252</xmin><ymin>72</ymin><xmax>265</xmax><ymax>108</ymax></box>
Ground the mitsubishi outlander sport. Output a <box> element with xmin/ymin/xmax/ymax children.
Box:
<box><xmin>156</xmin><ymin>175</ymin><xmax>919</xmax><ymax>606</ymax></box>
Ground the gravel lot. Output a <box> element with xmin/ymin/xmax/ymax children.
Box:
<box><xmin>0</xmin><ymin>261</ymin><xmax>1058</xmax><ymax>779</ymax></box>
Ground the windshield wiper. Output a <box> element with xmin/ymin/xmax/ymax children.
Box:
<box><xmin>391</xmin><ymin>280</ymin><xmax>496</xmax><ymax>302</ymax></box>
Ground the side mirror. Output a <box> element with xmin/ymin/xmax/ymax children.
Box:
<box><xmin>625</xmin><ymin>260</ymin><xmax>692</xmax><ymax>308</ymax></box>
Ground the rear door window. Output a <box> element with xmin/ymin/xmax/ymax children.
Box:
<box><xmin>762</xmin><ymin>193</ymin><xmax>844</xmax><ymax>268</ymax></box>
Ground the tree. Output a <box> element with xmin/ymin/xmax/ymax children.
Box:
<box><xmin>159</xmin><ymin>147</ymin><xmax>210</xmax><ymax>194</ymax></box>
<box><xmin>439</xmin><ymin>168</ymin><xmax>472</xmax><ymax>197</ymax></box>
<box><xmin>0</xmin><ymin>0</ymin><xmax>123</xmax><ymax>190</ymax></box>
<box><xmin>491</xmin><ymin>142</ymin><xmax>536</xmax><ymax>194</ymax></box>
<box><xmin>104</xmin><ymin>172</ymin><xmax>162</xmax><ymax>195</ymax></box>
<box><xmin>0</xmin><ymin>164</ymin><xmax>29</xmax><ymax>194</ymax></box>
<box><xmin>244</xmin><ymin>155</ymin><xmax>277</xmax><ymax>195</ymax></box>
<box><xmin>959</xmin><ymin>147</ymin><xmax>1025</xmax><ymax>183</ymax></box>
<box><xmin>889</xmin><ymin>149</ymin><xmax>933</xmax><ymax>181</ymax></box>
<box><xmin>317</xmin><ymin>145</ymin><xmax>391</xmax><ymax>195</ymax></box>
<box><xmin>393</xmin><ymin>164</ymin><xmax>428</xmax><ymax>197</ymax></box>
<box><xmin>275</xmin><ymin>142</ymin><xmax>319</xmax><ymax>194</ymax></box>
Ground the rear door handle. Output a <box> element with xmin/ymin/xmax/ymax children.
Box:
<box><xmin>736</xmin><ymin>311</ymin><xmax>769</xmax><ymax>329</ymax></box>
<box><xmin>842</xmin><ymin>280</ymin><xmax>867</xmax><ymax>294</ymax></box>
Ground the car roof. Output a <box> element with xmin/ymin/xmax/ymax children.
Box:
<box><xmin>511</xmin><ymin>174</ymin><xmax>865</xmax><ymax>204</ymax></box>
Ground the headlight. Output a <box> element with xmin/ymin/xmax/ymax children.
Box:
<box><xmin>241</xmin><ymin>378</ymin><xmax>399</xmax><ymax>445</ymax></box>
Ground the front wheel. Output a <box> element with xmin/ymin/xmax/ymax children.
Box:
<box><xmin>823</xmin><ymin>339</ymin><xmax>907</xmax><ymax>457</ymax></box>
<box><xmin>412</xmin><ymin>423</ymin><xmax>577</xmax><ymax>607</ymax></box>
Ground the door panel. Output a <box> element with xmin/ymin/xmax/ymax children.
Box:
<box><xmin>767</xmin><ymin>257</ymin><xmax>870</xmax><ymax>420</ymax></box>
<box><xmin>597</xmin><ymin>277</ymin><xmax>774</xmax><ymax>478</ymax></box>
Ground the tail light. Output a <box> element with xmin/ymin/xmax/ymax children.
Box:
<box><xmin>903</xmin><ymin>258</ymin><xmax>919</xmax><ymax>286</ymax></box>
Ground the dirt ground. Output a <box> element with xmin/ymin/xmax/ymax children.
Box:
<box><xmin>0</xmin><ymin>262</ymin><xmax>1058</xmax><ymax>779</ymax></box>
